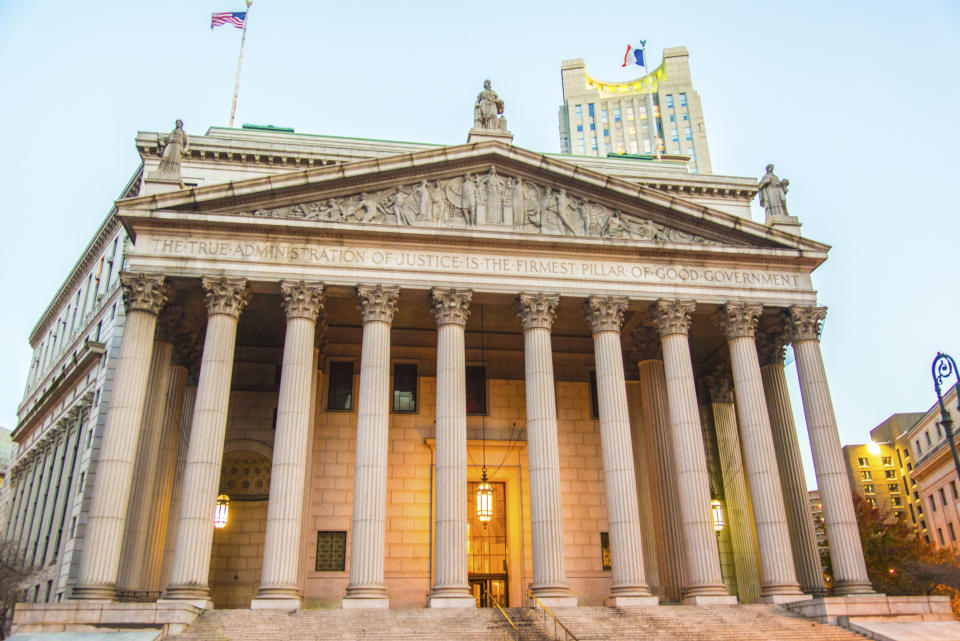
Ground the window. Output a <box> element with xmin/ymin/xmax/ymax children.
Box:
<box><xmin>885</xmin><ymin>470</ymin><xmax>896</xmax><ymax>479</ymax></box>
<box><xmin>682</xmin><ymin>112</ymin><xmax>689</xmax><ymax>121</ymax></box>
<box><xmin>578</xmin><ymin>140</ymin><xmax>585</xmax><ymax>153</ymax></box>
<box><xmin>628</xmin><ymin>125</ymin><xmax>636</xmax><ymax>135</ymax></box>
<box><xmin>576</xmin><ymin>124</ymin><xmax>583</xmax><ymax>132</ymax></box>
<box><xmin>671</xmin><ymin>129</ymin><xmax>679</xmax><ymax>142</ymax></box>
<box><xmin>669</xmin><ymin>114</ymin><xmax>675</xmax><ymax>122</ymax></box>
<box><xmin>910</xmin><ymin>504</ymin><xmax>916</xmax><ymax>523</ymax></box>
<box><xmin>930</xmin><ymin>495</ymin><xmax>938</xmax><ymax>512</ymax></box>
<box><xmin>392</xmin><ymin>363</ymin><xmax>417</xmax><ymax>413</ymax></box>
<box><xmin>938</xmin><ymin>423</ymin><xmax>943</xmax><ymax>438</ymax></box>
<box><xmin>857</xmin><ymin>457</ymin><xmax>869</xmax><ymax>467</ymax></box>
<box><xmin>77</xmin><ymin>471</ymin><xmax>85</xmax><ymax>494</ymax></box>
<box><xmin>941</xmin><ymin>488</ymin><xmax>948</xmax><ymax>507</ymax></box>
<box><xmin>601</xmin><ymin>109</ymin><xmax>608</xmax><ymax>122</ymax></box>
<box><xmin>629</xmin><ymin>141</ymin><xmax>638</xmax><ymax>154</ymax></box>
<box><xmin>895</xmin><ymin>511</ymin><xmax>903</xmax><ymax>519</ymax></box>
<box><xmin>600</xmin><ymin>532</ymin><xmax>612</xmax><ymax>570</ymax></box>
<box><xmin>938</xmin><ymin>528</ymin><xmax>946</xmax><ymax>546</ymax></box>
<box><xmin>951</xmin><ymin>523</ymin><xmax>958</xmax><ymax>542</ymax></box>
<box><xmin>680</xmin><ymin>93</ymin><xmax>687</xmax><ymax>107</ymax></box>
<box><xmin>589</xmin><ymin>123</ymin><xmax>596</xmax><ymax>131</ymax></box>
<box><xmin>588</xmin><ymin>103</ymin><xmax>595</xmax><ymax>118</ymax></box>
<box><xmin>603</xmin><ymin>128</ymin><xmax>609</xmax><ymax>138</ymax></box>
<box><xmin>882</xmin><ymin>456</ymin><xmax>893</xmax><ymax>466</ymax></box>
<box><xmin>666</xmin><ymin>94</ymin><xmax>674</xmax><ymax>108</ymax></box>
<box><xmin>892</xmin><ymin>496</ymin><xmax>902</xmax><ymax>506</ymax></box>
<box><xmin>575</xmin><ymin>105</ymin><xmax>582</xmax><ymax>120</ymax></box>
<box><xmin>916</xmin><ymin>440</ymin><xmax>922</xmax><ymax>454</ymax></box>
<box><xmin>863</xmin><ymin>484</ymin><xmax>874</xmax><ymax>493</ymax></box>
<box><xmin>589</xmin><ymin>371</ymin><xmax>600</xmax><ymax>419</ymax></box>
<box><xmin>926</xmin><ymin>432</ymin><xmax>933</xmax><ymax>447</ymax></box>
<box><xmin>614</xmin><ymin>108</ymin><xmax>621</xmax><ymax>122</ymax></box>
<box><xmin>466</xmin><ymin>366</ymin><xmax>486</xmax><ymax>415</ymax></box>
<box><xmin>952</xmin><ymin>481</ymin><xmax>958</xmax><ymax>500</ymax></box>
<box><xmin>908</xmin><ymin>462</ymin><xmax>913</xmax><ymax>471</ymax></box>
<box><xmin>627</xmin><ymin>106</ymin><xmax>635</xmax><ymax>121</ymax></box>
<box><xmin>860</xmin><ymin>470</ymin><xmax>872</xmax><ymax>480</ymax></box>
<box><xmin>921</xmin><ymin>519</ymin><xmax>927</xmax><ymax>530</ymax></box>
<box><xmin>684</xmin><ymin>126</ymin><xmax>692</xmax><ymax>141</ymax></box>
<box><xmin>889</xmin><ymin>483</ymin><xmax>899</xmax><ymax>493</ymax></box>
<box><xmin>867</xmin><ymin>497</ymin><xmax>877</xmax><ymax>507</ymax></box>
<box><xmin>315</xmin><ymin>531</ymin><xmax>347</xmax><ymax>571</ymax></box>
<box><xmin>326</xmin><ymin>362</ymin><xmax>354</xmax><ymax>411</ymax></box>
<box><xmin>896</xmin><ymin>449</ymin><xmax>903</xmax><ymax>466</ymax></box>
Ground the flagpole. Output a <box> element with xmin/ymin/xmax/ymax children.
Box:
<box><xmin>641</xmin><ymin>44</ymin><xmax>661</xmax><ymax>160</ymax></box>
<box><xmin>228</xmin><ymin>1</ymin><xmax>252</xmax><ymax>128</ymax></box>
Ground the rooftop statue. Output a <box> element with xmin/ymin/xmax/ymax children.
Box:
<box><xmin>155</xmin><ymin>120</ymin><xmax>189</xmax><ymax>178</ymax></box>
<box><xmin>757</xmin><ymin>164</ymin><xmax>789</xmax><ymax>219</ymax></box>
<box><xmin>474</xmin><ymin>79</ymin><xmax>506</xmax><ymax>131</ymax></box>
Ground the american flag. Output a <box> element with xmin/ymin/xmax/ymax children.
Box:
<box><xmin>211</xmin><ymin>11</ymin><xmax>247</xmax><ymax>29</ymax></box>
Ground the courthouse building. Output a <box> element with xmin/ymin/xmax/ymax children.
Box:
<box><xmin>5</xmin><ymin>85</ymin><xmax>877</xmax><ymax>617</ymax></box>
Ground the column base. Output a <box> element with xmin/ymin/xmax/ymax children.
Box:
<box><xmin>160</xmin><ymin>585</ymin><xmax>213</xmax><ymax>611</ymax></box>
<box><xmin>833</xmin><ymin>580</ymin><xmax>877</xmax><ymax>596</ymax></box>
<box><xmin>605</xmin><ymin>595</ymin><xmax>659</xmax><ymax>607</ymax></box>
<box><xmin>429</xmin><ymin>589</ymin><xmax>476</xmax><ymax>608</ymax></box>
<box><xmin>342</xmin><ymin>596</ymin><xmax>390</xmax><ymax>609</ymax></box>
<box><xmin>763</xmin><ymin>593</ymin><xmax>813</xmax><ymax>605</ymax></box>
<box><xmin>251</xmin><ymin>596</ymin><xmax>302</xmax><ymax>610</ymax></box>
<box><xmin>682</xmin><ymin>594</ymin><xmax>738</xmax><ymax>605</ymax></box>
<box><xmin>70</xmin><ymin>584</ymin><xmax>117</xmax><ymax>601</ymax></box>
<box><xmin>534</xmin><ymin>596</ymin><xmax>579</xmax><ymax>608</ymax></box>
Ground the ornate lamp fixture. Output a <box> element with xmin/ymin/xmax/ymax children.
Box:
<box><xmin>711</xmin><ymin>499</ymin><xmax>725</xmax><ymax>532</ymax></box>
<box><xmin>932</xmin><ymin>352</ymin><xmax>960</xmax><ymax>481</ymax></box>
<box><xmin>476</xmin><ymin>306</ymin><xmax>493</xmax><ymax>524</ymax></box>
<box><xmin>214</xmin><ymin>493</ymin><xmax>230</xmax><ymax>528</ymax></box>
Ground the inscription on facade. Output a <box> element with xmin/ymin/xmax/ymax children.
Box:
<box><xmin>149</xmin><ymin>238</ymin><xmax>804</xmax><ymax>289</ymax></box>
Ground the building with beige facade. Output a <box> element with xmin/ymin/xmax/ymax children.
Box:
<box><xmin>14</xmin><ymin>90</ymin><xmax>954</xmax><ymax>636</ymax></box>
<box><xmin>558</xmin><ymin>47</ymin><xmax>712</xmax><ymax>174</ymax></box>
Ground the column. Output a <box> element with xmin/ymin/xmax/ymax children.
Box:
<box><xmin>161</xmin><ymin>382</ymin><xmax>198</xmax><ymax>589</ymax></box>
<box><xmin>26</xmin><ymin>439</ymin><xmax>56</xmax><ymax>564</ymax></box>
<box><xmin>632</xmin><ymin>328</ymin><xmax>685</xmax><ymax>603</ymax></box>
<box><xmin>650</xmin><ymin>299</ymin><xmax>734</xmax><ymax>604</ymax></box>
<box><xmin>516</xmin><ymin>293</ymin><xmax>576</xmax><ymax>607</ymax></box>
<box><xmin>707</xmin><ymin>366</ymin><xmax>761</xmax><ymax>603</ymax></box>
<box><xmin>252</xmin><ymin>280</ymin><xmax>326</xmax><ymax>609</ymax></box>
<box><xmin>429</xmin><ymin>288</ymin><xmax>475</xmax><ymax>608</ymax></box>
<box><xmin>717</xmin><ymin>303</ymin><xmax>805</xmax><ymax>603</ymax></box>
<box><xmin>163</xmin><ymin>277</ymin><xmax>249</xmax><ymax>608</ymax></box>
<box><xmin>757</xmin><ymin>315</ymin><xmax>826</xmax><ymax>596</ymax></box>
<box><xmin>788</xmin><ymin>306</ymin><xmax>872</xmax><ymax>596</ymax></box>
<box><xmin>342</xmin><ymin>284</ymin><xmax>397</xmax><ymax>608</ymax></box>
<box><xmin>34</xmin><ymin>423</ymin><xmax>69</xmax><ymax>566</ymax></box>
<box><xmin>74</xmin><ymin>272</ymin><xmax>168</xmax><ymax>600</ymax></box>
<box><xmin>584</xmin><ymin>296</ymin><xmax>656</xmax><ymax>606</ymax></box>
<box><xmin>141</xmin><ymin>343</ymin><xmax>191</xmax><ymax>593</ymax></box>
<box><xmin>118</xmin><ymin>310</ymin><xmax>177</xmax><ymax>593</ymax></box>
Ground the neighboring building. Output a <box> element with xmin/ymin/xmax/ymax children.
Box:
<box><xmin>907</xmin><ymin>385</ymin><xmax>960</xmax><ymax>549</ymax></box>
<box><xmin>558</xmin><ymin>47</ymin><xmax>712</xmax><ymax>174</ymax></box>
<box><xmin>808</xmin><ymin>489</ymin><xmax>828</xmax><ymax>565</ymax></box>
<box><xmin>4</xmin><ymin>88</ymin><xmax>873</xmax><ymax>623</ymax></box>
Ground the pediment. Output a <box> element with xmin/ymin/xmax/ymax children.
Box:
<box><xmin>120</xmin><ymin>141</ymin><xmax>829</xmax><ymax>257</ymax></box>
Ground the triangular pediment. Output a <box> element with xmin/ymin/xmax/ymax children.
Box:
<box><xmin>119</xmin><ymin>141</ymin><xmax>829</xmax><ymax>257</ymax></box>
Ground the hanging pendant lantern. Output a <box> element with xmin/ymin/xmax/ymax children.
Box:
<box><xmin>214</xmin><ymin>493</ymin><xmax>230</xmax><ymax>528</ymax></box>
<box><xmin>477</xmin><ymin>470</ymin><xmax>494</xmax><ymax>523</ymax></box>
<box><xmin>711</xmin><ymin>499</ymin><xmax>725</xmax><ymax>532</ymax></box>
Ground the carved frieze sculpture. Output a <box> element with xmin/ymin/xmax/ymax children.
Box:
<box><xmin>148</xmin><ymin>119</ymin><xmax>189</xmax><ymax>183</ymax></box>
<box><xmin>474</xmin><ymin>79</ymin><xmax>506</xmax><ymax>131</ymax></box>
<box><xmin>245</xmin><ymin>169</ymin><xmax>718</xmax><ymax>245</ymax></box>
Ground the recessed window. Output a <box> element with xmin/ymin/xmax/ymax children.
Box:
<box><xmin>589</xmin><ymin>371</ymin><xmax>600</xmax><ymax>419</ymax></box>
<box><xmin>679</xmin><ymin>93</ymin><xmax>687</xmax><ymax>107</ymax></box>
<box><xmin>326</xmin><ymin>362</ymin><xmax>354</xmax><ymax>411</ymax></box>
<box><xmin>466</xmin><ymin>366</ymin><xmax>486</xmax><ymax>415</ymax></box>
<box><xmin>392</xmin><ymin>363</ymin><xmax>417</xmax><ymax>413</ymax></box>
<box><xmin>885</xmin><ymin>470</ymin><xmax>896</xmax><ymax>479</ymax></box>
<box><xmin>941</xmin><ymin>488</ymin><xmax>948</xmax><ymax>507</ymax></box>
<box><xmin>860</xmin><ymin>470</ymin><xmax>872</xmax><ymax>480</ymax></box>
<box><xmin>952</xmin><ymin>481</ymin><xmax>958</xmax><ymax>500</ymax></box>
<box><xmin>892</xmin><ymin>496</ymin><xmax>902</xmax><ymax>506</ymax></box>
<box><xmin>587</xmin><ymin>103</ymin><xmax>595</xmax><ymax>119</ymax></box>
<box><xmin>950</xmin><ymin>523</ymin><xmax>957</xmax><ymax>542</ymax></box>
<box><xmin>889</xmin><ymin>484</ymin><xmax>899</xmax><ymax>493</ymax></box>
<box><xmin>315</xmin><ymin>531</ymin><xmax>347</xmax><ymax>572</ymax></box>
<box><xmin>863</xmin><ymin>484</ymin><xmax>874</xmax><ymax>494</ymax></box>
<box><xmin>930</xmin><ymin>496</ymin><xmax>938</xmax><ymax>512</ymax></box>
<box><xmin>938</xmin><ymin>528</ymin><xmax>946</xmax><ymax>546</ymax></box>
<box><xmin>882</xmin><ymin>456</ymin><xmax>893</xmax><ymax>466</ymax></box>
<box><xmin>600</xmin><ymin>532</ymin><xmax>611</xmax><ymax>570</ymax></box>
<box><xmin>857</xmin><ymin>457</ymin><xmax>869</xmax><ymax>467</ymax></box>
<box><xmin>666</xmin><ymin>94</ymin><xmax>674</xmax><ymax>109</ymax></box>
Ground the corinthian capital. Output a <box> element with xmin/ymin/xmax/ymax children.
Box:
<box><xmin>156</xmin><ymin>305</ymin><xmax>184</xmax><ymax>343</ymax></box>
<box><xmin>356</xmin><ymin>284</ymin><xmax>399</xmax><ymax>324</ymax></box>
<box><xmin>650</xmin><ymin>299</ymin><xmax>696</xmax><ymax>337</ymax></box>
<box><xmin>789</xmin><ymin>305</ymin><xmax>827</xmax><ymax>342</ymax></box>
<box><xmin>430</xmin><ymin>288</ymin><xmax>472</xmax><ymax>327</ymax></box>
<box><xmin>706</xmin><ymin>362</ymin><xmax>734</xmax><ymax>404</ymax></box>
<box><xmin>202</xmin><ymin>277</ymin><xmax>250</xmax><ymax>318</ymax></box>
<box><xmin>630</xmin><ymin>325</ymin><xmax>662</xmax><ymax>362</ymax></box>
<box><xmin>756</xmin><ymin>311</ymin><xmax>791</xmax><ymax>366</ymax></box>
<box><xmin>716</xmin><ymin>302</ymin><xmax>763</xmax><ymax>340</ymax></box>
<box><xmin>584</xmin><ymin>296</ymin><xmax>628</xmax><ymax>334</ymax></box>
<box><xmin>515</xmin><ymin>293</ymin><xmax>560</xmax><ymax>331</ymax></box>
<box><xmin>281</xmin><ymin>280</ymin><xmax>326</xmax><ymax>321</ymax></box>
<box><xmin>120</xmin><ymin>272</ymin><xmax>168</xmax><ymax>315</ymax></box>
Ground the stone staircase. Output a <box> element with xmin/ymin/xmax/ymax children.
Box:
<box><xmin>172</xmin><ymin>604</ymin><xmax>870</xmax><ymax>641</ymax></box>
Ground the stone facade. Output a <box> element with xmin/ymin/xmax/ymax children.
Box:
<box><xmin>4</xmin><ymin>122</ymin><xmax>867</xmax><ymax>616</ymax></box>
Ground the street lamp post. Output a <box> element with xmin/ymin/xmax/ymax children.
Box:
<box><xmin>932</xmin><ymin>352</ymin><xmax>960</xmax><ymax>483</ymax></box>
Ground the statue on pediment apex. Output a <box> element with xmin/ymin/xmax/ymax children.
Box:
<box><xmin>757</xmin><ymin>163</ymin><xmax>789</xmax><ymax>219</ymax></box>
<box><xmin>474</xmin><ymin>79</ymin><xmax>506</xmax><ymax>131</ymax></box>
<box><xmin>154</xmin><ymin>119</ymin><xmax>189</xmax><ymax>179</ymax></box>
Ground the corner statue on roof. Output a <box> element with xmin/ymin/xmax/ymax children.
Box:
<box><xmin>474</xmin><ymin>79</ymin><xmax>506</xmax><ymax>131</ymax></box>
<box><xmin>150</xmin><ymin>119</ymin><xmax>190</xmax><ymax>182</ymax></box>
<box><xmin>757</xmin><ymin>163</ymin><xmax>789</xmax><ymax>219</ymax></box>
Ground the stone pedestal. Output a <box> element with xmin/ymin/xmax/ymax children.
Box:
<box><xmin>466</xmin><ymin>128</ymin><xmax>513</xmax><ymax>145</ymax></box>
<box><xmin>789</xmin><ymin>306</ymin><xmax>873</xmax><ymax>596</ymax></box>
<box><xmin>766</xmin><ymin>214</ymin><xmax>802</xmax><ymax>235</ymax></box>
<box><xmin>428</xmin><ymin>288</ymin><xmax>476</xmax><ymax>608</ymax></box>
<box><xmin>342</xmin><ymin>284</ymin><xmax>397</xmax><ymax>610</ymax></box>
<box><xmin>585</xmin><ymin>296</ymin><xmax>655</xmax><ymax>605</ymax></box>
<box><xmin>718</xmin><ymin>303</ymin><xmax>805</xmax><ymax>603</ymax></box>
<box><xmin>516</xmin><ymin>294</ymin><xmax>575</xmax><ymax>606</ymax></box>
<box><xmin>74</xmin><ymin>272</ymin><xmax>168</xmax><ymax>601</ymax></box>
<box><xmin>651</xmin><ymin>300</ymin><xmax>736</xmax><ymax>605</ymax></box>
<box><xmin>163</xmin><ymin>277</ymin><xmax>248</xmax><ymax>609</ymax></box>
<box><xmin>254</xmin><ymin>281</ymin><xmax>325</xmax><ymax>610</ymax></box>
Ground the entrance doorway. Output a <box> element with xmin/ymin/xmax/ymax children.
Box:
<box><xmin>467</xmin><ymin>481</ymin><xmax>508</xmax><ymax>607</ymax></box>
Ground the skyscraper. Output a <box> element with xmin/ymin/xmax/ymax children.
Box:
<box><xmin>558</xmin><ymin>47</ymin><xmax>712</xmax><ymax>174</ymax></box>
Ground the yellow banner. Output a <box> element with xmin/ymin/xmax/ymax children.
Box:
<box><xmin>583</xmin><ymin>63</ymin><xmax>667</xmax><ymax>94</ymax></box>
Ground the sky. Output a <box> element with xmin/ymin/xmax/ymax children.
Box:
<box><xmin>1</xmin><ymin>1</ymin><xmax>959</xmax><ymax>489</ymax></box>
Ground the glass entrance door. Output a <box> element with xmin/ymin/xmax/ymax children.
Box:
<box><xmin>467</xmin><ymin>481</ymin><xmax>508</xmax><ymax>607</ymax></box>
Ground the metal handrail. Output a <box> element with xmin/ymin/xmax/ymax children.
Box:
<box><xmin>486</xmin><ymin>588</ymin><xmax>519</xmax><ymax>641</ymax></box>
<box><xmin>526</xmin><ymin>590</ymin><xmax>579</xmax><ymax>641</ymax></box>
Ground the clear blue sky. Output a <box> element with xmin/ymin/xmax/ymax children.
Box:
<box><xmin>1</xmin><ymin>1</ymin><xmax>959</xmax><ymax>488</ymax></box>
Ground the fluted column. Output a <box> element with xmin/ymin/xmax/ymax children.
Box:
<box><xmin>789</xmin><ymin>306</ymin><xmax>872</xmax><ymax>595</ymax></box>
<box><xmin>342</xmin><ymin>284</ymin><xmax>397</xmax><ymax>608</ymax></box>
<box><xmin>707</xmin><ymin>366</ymin><xmax>761</xmax><ymax>603</ymax></box>
<box><xmin>757</xmin><ymin>316</ymin><xmax>826</xmax><ymax>596</ymax></box>
<box><xmin>118</xmin><ymin>306</ymin><xmax>179</xmax><ymax>592</ymax></box>
<box><xmin>717</xmin><ymin>303</ymin><xmax>804</xmax><ymax>602</ymax></box>
<box><xmin>516</xmin><ymin>293</ymin><xmax>576</xmax><ymax>607</ymax></box>
<box><xmin>163</xmin><ymin>277</ymin><xmax>249</xmax><ymax>608</ymax></box>
<box><xmin>632</xmin><ymin>327</ymin><xmax>684</xmax><ymax>603</ymax></box>
<box><xmin>584</xmin><ymin>296</ymin><xmax>656</xmax><ymax>606</ymax></box>
<box><xmin>74</xmin><ymin>272</ymin><xmax>168</xmax><ymax>600</ymax></box>
<box><xmin>651</xmin><ymin>299</ymin><xmax>734</xmax><ymax>604</ymax></box>
<box><xmin>429</xmin><ymin>288</ymin><xmax>475</xmax><ymax>608</ymax></box>
<box><xmin>161</xmin><ymin>383</ymin><xmax>197</xmax><ymax>589</ymax></box>
<box><xmin>34</xmin><ymin>422</ymin><xmax>69</xmax><ymax>566</ymax></box>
